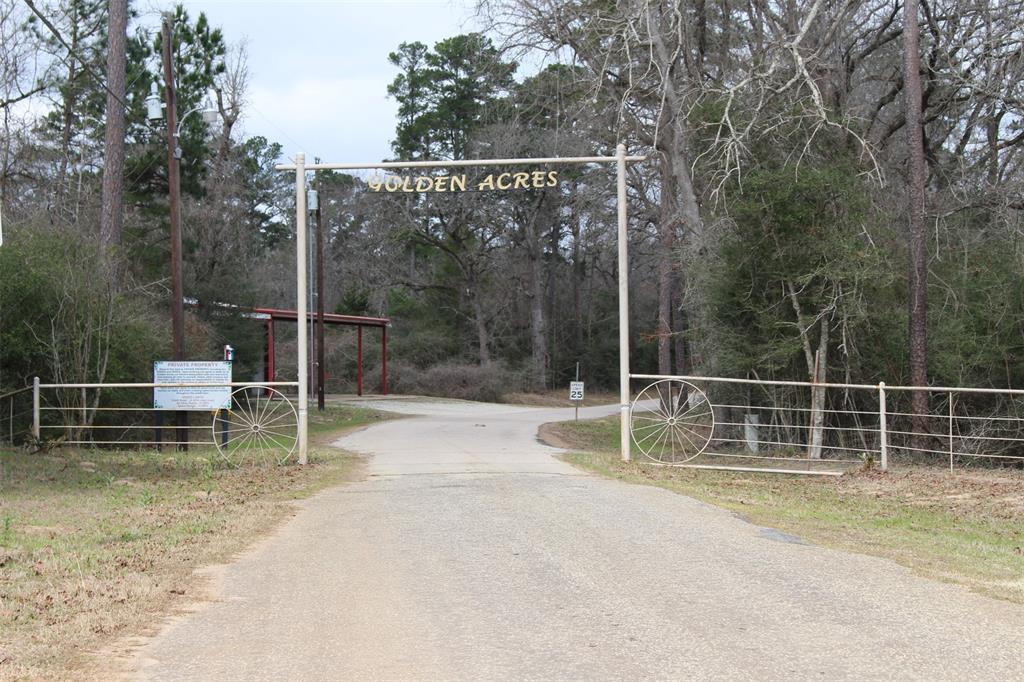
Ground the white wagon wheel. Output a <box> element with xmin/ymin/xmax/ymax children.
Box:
<box><xmin>212</xmin><ymin>387</ymin><xmax>298</xmax><ymax>466</ymax></box>
<box><xmin>630</xmin><ymin>379</ymin><xmax>714</xmax><ymax>464</ymax></box>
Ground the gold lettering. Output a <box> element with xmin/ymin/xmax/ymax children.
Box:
<box><xmin>496</xmin><ymin>172</ymin><xmax>513</xmax><ymax>190</ymax></box>
<box><xmin>450</xmin><ymin>174</ymin><xmax>467</xmax><ymax>192</ymax></box>
<box><xmin>367</xmin><ymin>175</ymin><xmax>383</xmax><ymax>191</ymax></box>
<box><xmin>478</xmin><ymin>174</ymin><xmax>496</xmax><ymax>191</ymax></box>
<box><xmin>513</xmin><ymin>172</ymin><xmax>530</xmax><ymax>189</ymax></box>
<box><xmin>434</xmin><ymin>176</ymin><xmax>449</xmax><ymax>192</ymax></box>
<box><xmin>400</xmin><ymin>176</ymin><xmax>415</xmax><ymax>192</ymax></box>
<box><xmin>531</xmin><ymin>171</ymin><xmax>546</xmax><ymax>188</ymax></box>
<box><xmin>546</xmin><ymin>171</ymin><xmax>558</xmax><ymax>187</ymax></box>
<box><xmin>384</xmin><ymin>175</ymin><xmax>402</xmax><ymax>192</ymax></box>
<box><xmin>415</xmin><ymin>176</ymin><xmax>433</xmax><ymax>191</ymax></box>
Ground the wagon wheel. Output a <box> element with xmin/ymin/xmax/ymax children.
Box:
<box><xmin>212</xmin><ymin>387</ymin><xmax>298</xmax><ymax>466</ymax></box>
<box><xmin>630</xmin><ymin>379</ymin><xmax>714</xmax><ymax>464</ymax></box>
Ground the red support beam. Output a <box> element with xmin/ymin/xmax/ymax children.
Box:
<box><xmin>265</xmin><ymin>319</ymin><xmax>275</xmax><ymax>398</ymax></box>
<box><xmin>381</xmin><ymin>326</ymin><xmax>388</xmax><ymax>395</ymax></box>
<box><xmin>357</xmin><ymin>326</ymin><xmax>363</xmax><ymax>397</ymax></box>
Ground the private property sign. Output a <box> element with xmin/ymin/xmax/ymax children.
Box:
<box><xmin>153</xmin><ymin>361</ymin><xmax>232</xmax><ymax>410</ymax></box>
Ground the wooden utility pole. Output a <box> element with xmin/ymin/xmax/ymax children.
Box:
<box><xmin>903</xmin><ymin>0</ymin><xmax>929</xmax><ymax>450</ymax></box>
<box><xmin>100</xmin><ymin>0</ymin><xmax>127</xmax><ymax>251</ymax></box>
<box><xmin>161</xmin><ymin>14</ymin><xmax>187</xmax><ymax>448</ymax></box>
<box><xmin>314</xmin><ymin>167</ymin><xmax>326</xmax><ymax>410</ymax></box>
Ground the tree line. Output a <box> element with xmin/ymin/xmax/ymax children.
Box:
<box><xmin>2</xmin><ymin>1</ymin><xmax>1023</xmax><ymax>419</ymax></box>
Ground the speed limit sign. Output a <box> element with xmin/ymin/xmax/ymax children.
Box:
<box><xmin>569</xmin><ymin>381</ymin><xmax>585</xmax><ymax>402</ymax></box>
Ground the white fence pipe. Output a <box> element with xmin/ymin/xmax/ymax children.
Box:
<box><xmin>37</xmin><ymin>382</ymin><xmax>298</xmax><ymax>389</ymax></box>
<box><xmin>275</xmin><ymin>155</ymin><xmax>646</xmax><ymax>172</ymax></box>
<box><xmin>878</xmin><ymin>382</ymin><xmax>888</xmax><ymax>471</ymax></box>
<box><xmin>616</xmin><ymin>144</ymin><xmax>631</xmax><ymax>462</ymax></box>
<box><xmin>631</xmin><ymin>373</ymin><xmax>1024</xmax><ymax>396</ymax></box>
<box><xmin>949</xmin><ymin>392</ymin><xmax>954</xmax><ymax>473</ymax></box>
<box><xmin>32</xmin><ymin>376</ymin><xmax>40</xmax><ymax>442</ymax></box>
<box><xmin>295</xmin><ymin>153</ymin><xmax>309</xmax><ymax>465</ymax></box>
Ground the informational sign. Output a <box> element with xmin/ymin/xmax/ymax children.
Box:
<box><xmin>153</xmin><ymin>361</ymin><xmax>232</xmax><ymax>410</ymax></box>
<box><xmin>569</xmin><ymin>381</ymin><xmax>585</xmax><ymax>402</ymax></box>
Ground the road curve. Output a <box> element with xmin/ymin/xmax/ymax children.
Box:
<box><xmin>133</xmin><ymin>398</ymin><xmax>1024</xmax><ymax>680</ymax></box>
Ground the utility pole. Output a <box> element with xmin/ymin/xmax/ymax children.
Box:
<box><xmin>314</xmin><ymin>165</ymin><xmax>326</xmax><ymax>411</ymax></box>
<box><xmin>161</xmin><ymin>14</ymin><xmax>187</xmax><ymax>449</ymax></box>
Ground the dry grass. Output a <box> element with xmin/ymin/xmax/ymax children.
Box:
<box><xmin>0</xmin><ymin>405</ymin><xmax>385</xmax><ymax>680</ymax></box>
<box><xmin>545</xmin><ymin>416</ymin><xmax>1024</xmax><ymax>604</ymax></box>
<box><xmin>503</xmin><ymin>389</ymin><xmax>618</xmax><ymax>408</ymax></box>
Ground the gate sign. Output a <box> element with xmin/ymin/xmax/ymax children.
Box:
<box><xmin>569</xmin><ymin>381</ymin><xmax>585</xmax><ymax>402</ymax></box>
<box><xmin>154</xmin><ymin>361</ymin><xmax>232</xmax><ymax>410</ymax></box>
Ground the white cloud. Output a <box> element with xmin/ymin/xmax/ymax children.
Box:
<box><xmin>246</xmin><ymin>75</ymin><xmax>395</xmax><ymax>161</ymax></box>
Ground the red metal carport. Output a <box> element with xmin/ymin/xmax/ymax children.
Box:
<box><xmin>255</xmin><ymin>307</ymin><xmax>389</xmax><ymax>396</ymax></box>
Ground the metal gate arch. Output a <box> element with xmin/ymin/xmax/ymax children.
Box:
<box><xmin>276</xmin><ymin>147</ymin><xmax>646</xmax><ymax>464</ymax></box>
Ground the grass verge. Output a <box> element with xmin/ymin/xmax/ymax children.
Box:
<box><xmin>0</xmin><ymin>404</ymin><xmax>387</xmax><ymax>680</ymax></box>
<box><xmin>544</xmin><ymin>415</ymin><xmax>1024</xmax><ymax>604</ymax></box>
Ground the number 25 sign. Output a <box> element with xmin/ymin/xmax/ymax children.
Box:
<box><xmin>569</xmin><ymin>381</ymin><xmax>585</xmax><ymax>402</ymax></box>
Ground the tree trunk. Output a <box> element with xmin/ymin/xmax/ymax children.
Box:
<box><xmin>55</xmin><ymin>15</ymin><xmax>80</xmax><ymax>212</ymax></box>
<box><xmin>903</xmin><ymin>0</ymin><xmax>929</xmax><ymax>451</ymax></box>
<box><xmin>656</xmin><ymin>138</ymin><xmax>678</xmax><ymax>377</ymax></box>
<box><xmin>808</xmin><ymin>321</ymin><xmax>829</xmax><ymax>460</ymax></box>
<box><xmin>467</xmin><ymin>271</ymin><xmax>491</xmax><ymax>366</ymax></box>
<box><xmin>100</xmin><ymin>0</ymin><xmax>127</xmax><ymax>250</ymax></box>
<box><xmin>570</xmin><ymin>194</ymin><xmax>583</xmax><ymax>354</ymax></box>
<box><xmin>523</xmin><ymin>198</ymin><xmax>548</xmax><ymax>388</ymax></box>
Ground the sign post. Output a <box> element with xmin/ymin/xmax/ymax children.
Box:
<box><xmin>570</xmin><ymin>362</ymin><xmax>584</xmax><ymax>422</ymax></box>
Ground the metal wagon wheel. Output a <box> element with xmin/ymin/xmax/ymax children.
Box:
<box><xmin>212</xmin><ymin>387</ymin><xmax>298</xmax><ymax>466</ymax></box>
<box><xmin>630</xmin><ymin>379</ymin><xmax>714</xmax><ymax>464</ymax></box>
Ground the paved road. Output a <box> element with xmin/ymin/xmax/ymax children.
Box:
<box><xmin>134</xmin><ymin>398</ymin><xmax>1024</xmax><ymax>680</ymax></box>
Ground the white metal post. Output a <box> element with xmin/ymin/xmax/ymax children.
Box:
<box><xmin>32</xmin><ymin>376</ymin><xmax>40</xmax><ymax>442</ymax></box>
<box><xmin>616</xmin><ymin>144</ymin><xmax>631</xmax><ymax>462</ymax></box>
<box><xmin>878</xmin><ymin>381</ymin><xmax>888</xmax><ymax>471</ymax></box>
<box><xmin>295</xmin><ymin>153</ymin><xmax>309</xmax><ymax>465</ymax></box>
<box><xmin>948</xmin><ymin>391</ymin><xmax>954</xmax><ymax>473</ymax></box>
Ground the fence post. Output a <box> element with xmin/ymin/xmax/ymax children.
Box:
<box><xmin>878</xmin><ymin>381</ymin><xmax>888</xmax><ymax>471</ymax></box>
<box><xmin>948</xmin><ymin>391</ymin><xmax>954</xmax><ymax>473</ymax></box>
<box><xmin>32</xmin><ymin>377</ymin><xmax>40</xmax><ymax>443</ymax></box>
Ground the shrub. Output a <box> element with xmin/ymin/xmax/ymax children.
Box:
<box><xmin>388</xmin><ymin>361</ymin><xmax>525</xmax><ymax>402</ymax></box>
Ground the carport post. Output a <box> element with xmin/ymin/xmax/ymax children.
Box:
<box><xmin>617</xmin><ymin>144</ymin><xmax>631</xmax><ymax>462</ymax></box>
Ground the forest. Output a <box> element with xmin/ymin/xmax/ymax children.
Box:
<box><xmin>1</xmin><ymin>0</ymin><xmax>1022</xmax><ymax>409</ymax></box>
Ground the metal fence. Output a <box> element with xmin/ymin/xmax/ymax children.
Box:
<box><xmin>0</xmin><ymin>385</ymin><xmax>34</xmax><ymax>446</ymax></box>
<box><xmin>629</xmin><ymin>374</ymin><xmax>1024</xmax><ymax>474</ymax></box>
<box><xmin>2</xmin><ymin>380</ymin><xmax>300</xmax><ymax>465</ymax></box>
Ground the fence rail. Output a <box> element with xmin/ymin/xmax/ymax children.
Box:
<box><xmin>4</xmin><ymin>380</ymin><xmax>300</xmax><ymax>460</ymax></box>
<box><xmin>629</xmin><ymin>374</ymin><xmax>1024</xmax><ymax>473</ymax></box>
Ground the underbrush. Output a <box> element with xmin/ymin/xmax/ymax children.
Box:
<box><xmin>387</xmin><ymin>361</ymin><xmax>528</xmax><ymax>403</ymax></box>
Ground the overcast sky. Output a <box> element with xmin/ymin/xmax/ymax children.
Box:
<box><xmin>140</xmin><ymin>0</ymin><xmax>480</xmax><ymax>164</ymax></box>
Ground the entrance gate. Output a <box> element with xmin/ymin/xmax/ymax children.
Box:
<box><xmin>276</xmin><ymin>147</ymin><xmax>645</xmax><ymax>464</ymax></box>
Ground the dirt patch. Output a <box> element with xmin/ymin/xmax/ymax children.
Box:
<box><xmin>537</xmin><ymin>422</ymin><xmax>574</xmax><ymax>449</ymax></box>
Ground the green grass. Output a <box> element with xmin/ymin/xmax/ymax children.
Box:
<box><xmin>0</xmin><ymin>404</ymin><xmax>386</xmax><ymax>679</ymax></box>
<box><xmin>547</xmin><ymin>416</ymin><xmax>1024</xmax><ymax>604</ymax></box>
